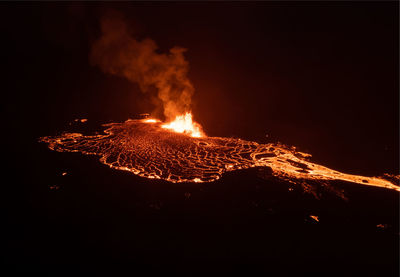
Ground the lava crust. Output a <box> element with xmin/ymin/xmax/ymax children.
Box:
<box><xmin>40</xmin><ymin>119</ymin><xmax>400</xmax><ymax>191</ymax></box>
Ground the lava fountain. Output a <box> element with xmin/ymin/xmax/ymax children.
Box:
<box><xmin>39</xmin><ymin>113</ymin><xmax>399</xmax><ymax>192</ymax></box>
<box><xmin>161</xmin><ymin>113</ymin><xmax>204</xmax><ymax>138</ymax></box>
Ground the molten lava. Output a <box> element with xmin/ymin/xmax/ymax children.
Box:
<box><xmin>143</xmin><ymin>118</ymin><xmax>160</xmax><ymax>123</ymax></box>
<box><xmin>161</xmin><ymin>113</ymin><xmax>204</xmax><ymax>138</ymax></box>
<box><xmin>39</xmin><ymin>117</ymin><xmax>400</xmax><ymax>194</ymax></box>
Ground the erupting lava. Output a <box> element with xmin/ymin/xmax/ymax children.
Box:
<box><xmin>40</xmin><ymin>13</ymin><xmax>399</xmax><ymax>196</ymax></box>
<box><xmin>39</xmin><ymin>116</ymin><xmax>400</xmax><ymax>193</ymax></box>
<box><xmin>161</xmin><ymin>113</ymin><xmax>204</xmax><ymax>138</ymax></box>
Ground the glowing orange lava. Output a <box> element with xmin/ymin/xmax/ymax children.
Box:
<box><xmin>143</xmin><ymin>118</ymin><xmax>160</xmax><ymax>123</ymax></box>
<box><xmin>39</xmin><ymin>118</ymin><xmax>400</xmax><ymax>195</ymax></box>
<box><xmin>161</xmin><ymin>112</ymin><xmax>204</xmax><ymax>138</ymax></box>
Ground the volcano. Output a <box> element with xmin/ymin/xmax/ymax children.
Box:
<box><xmin>4</xmin><ymin>2</ymin><xmax>398</xmax><ymax>276</ymax></box>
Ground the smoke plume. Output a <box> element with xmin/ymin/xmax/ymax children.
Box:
<box><xmin>90</xmin><ymin>13</ymin><xmax>194</xmax><ymax>120</ymax></box>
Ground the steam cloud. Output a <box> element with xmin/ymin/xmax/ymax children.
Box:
<box><xmin>90</xmin><ymin>13</ymin><xmax>194</xmax><ymax>120</ymax></box>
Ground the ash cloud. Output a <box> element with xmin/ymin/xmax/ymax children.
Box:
<box><xmin>90</xmin><ymin>12</ymin><xmax>194</xmax><ymax>120</ymax></box>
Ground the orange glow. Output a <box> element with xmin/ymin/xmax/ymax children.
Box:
<box><xmin>143</xmin><ymin>118</ymin><xmax>160</xmax><ymax>123</ymax></box>
<box><xmin>161</xmin><ymin>112</ymin><xmax>204</xmax><ymax>138</ymax></box>
<box><xmin>40</xmin><ymin>118</ymin><xmax>400</xmax><ymax>193</ymax></box>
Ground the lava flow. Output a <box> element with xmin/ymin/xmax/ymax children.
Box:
<box><xmin>39</xmin><ymin>114</ymin><xmax>399</xmax><ymax>192</ymax></box>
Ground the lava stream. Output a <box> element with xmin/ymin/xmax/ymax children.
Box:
<box><xmin>39</xmin><ymin>116</ymin><xmax>400</xmax><ymax>193</ymax></box>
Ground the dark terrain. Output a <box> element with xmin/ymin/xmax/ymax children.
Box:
<box><xmin>5</xmin><ymin>139</ymin><xmax>399</xmax><ymax>275</ymax></box>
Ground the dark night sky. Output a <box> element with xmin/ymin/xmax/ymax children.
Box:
<box><xmin>1</xmin><ymin>2</ymin><xmax>399</xmax><ymax>275</ymax></box>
